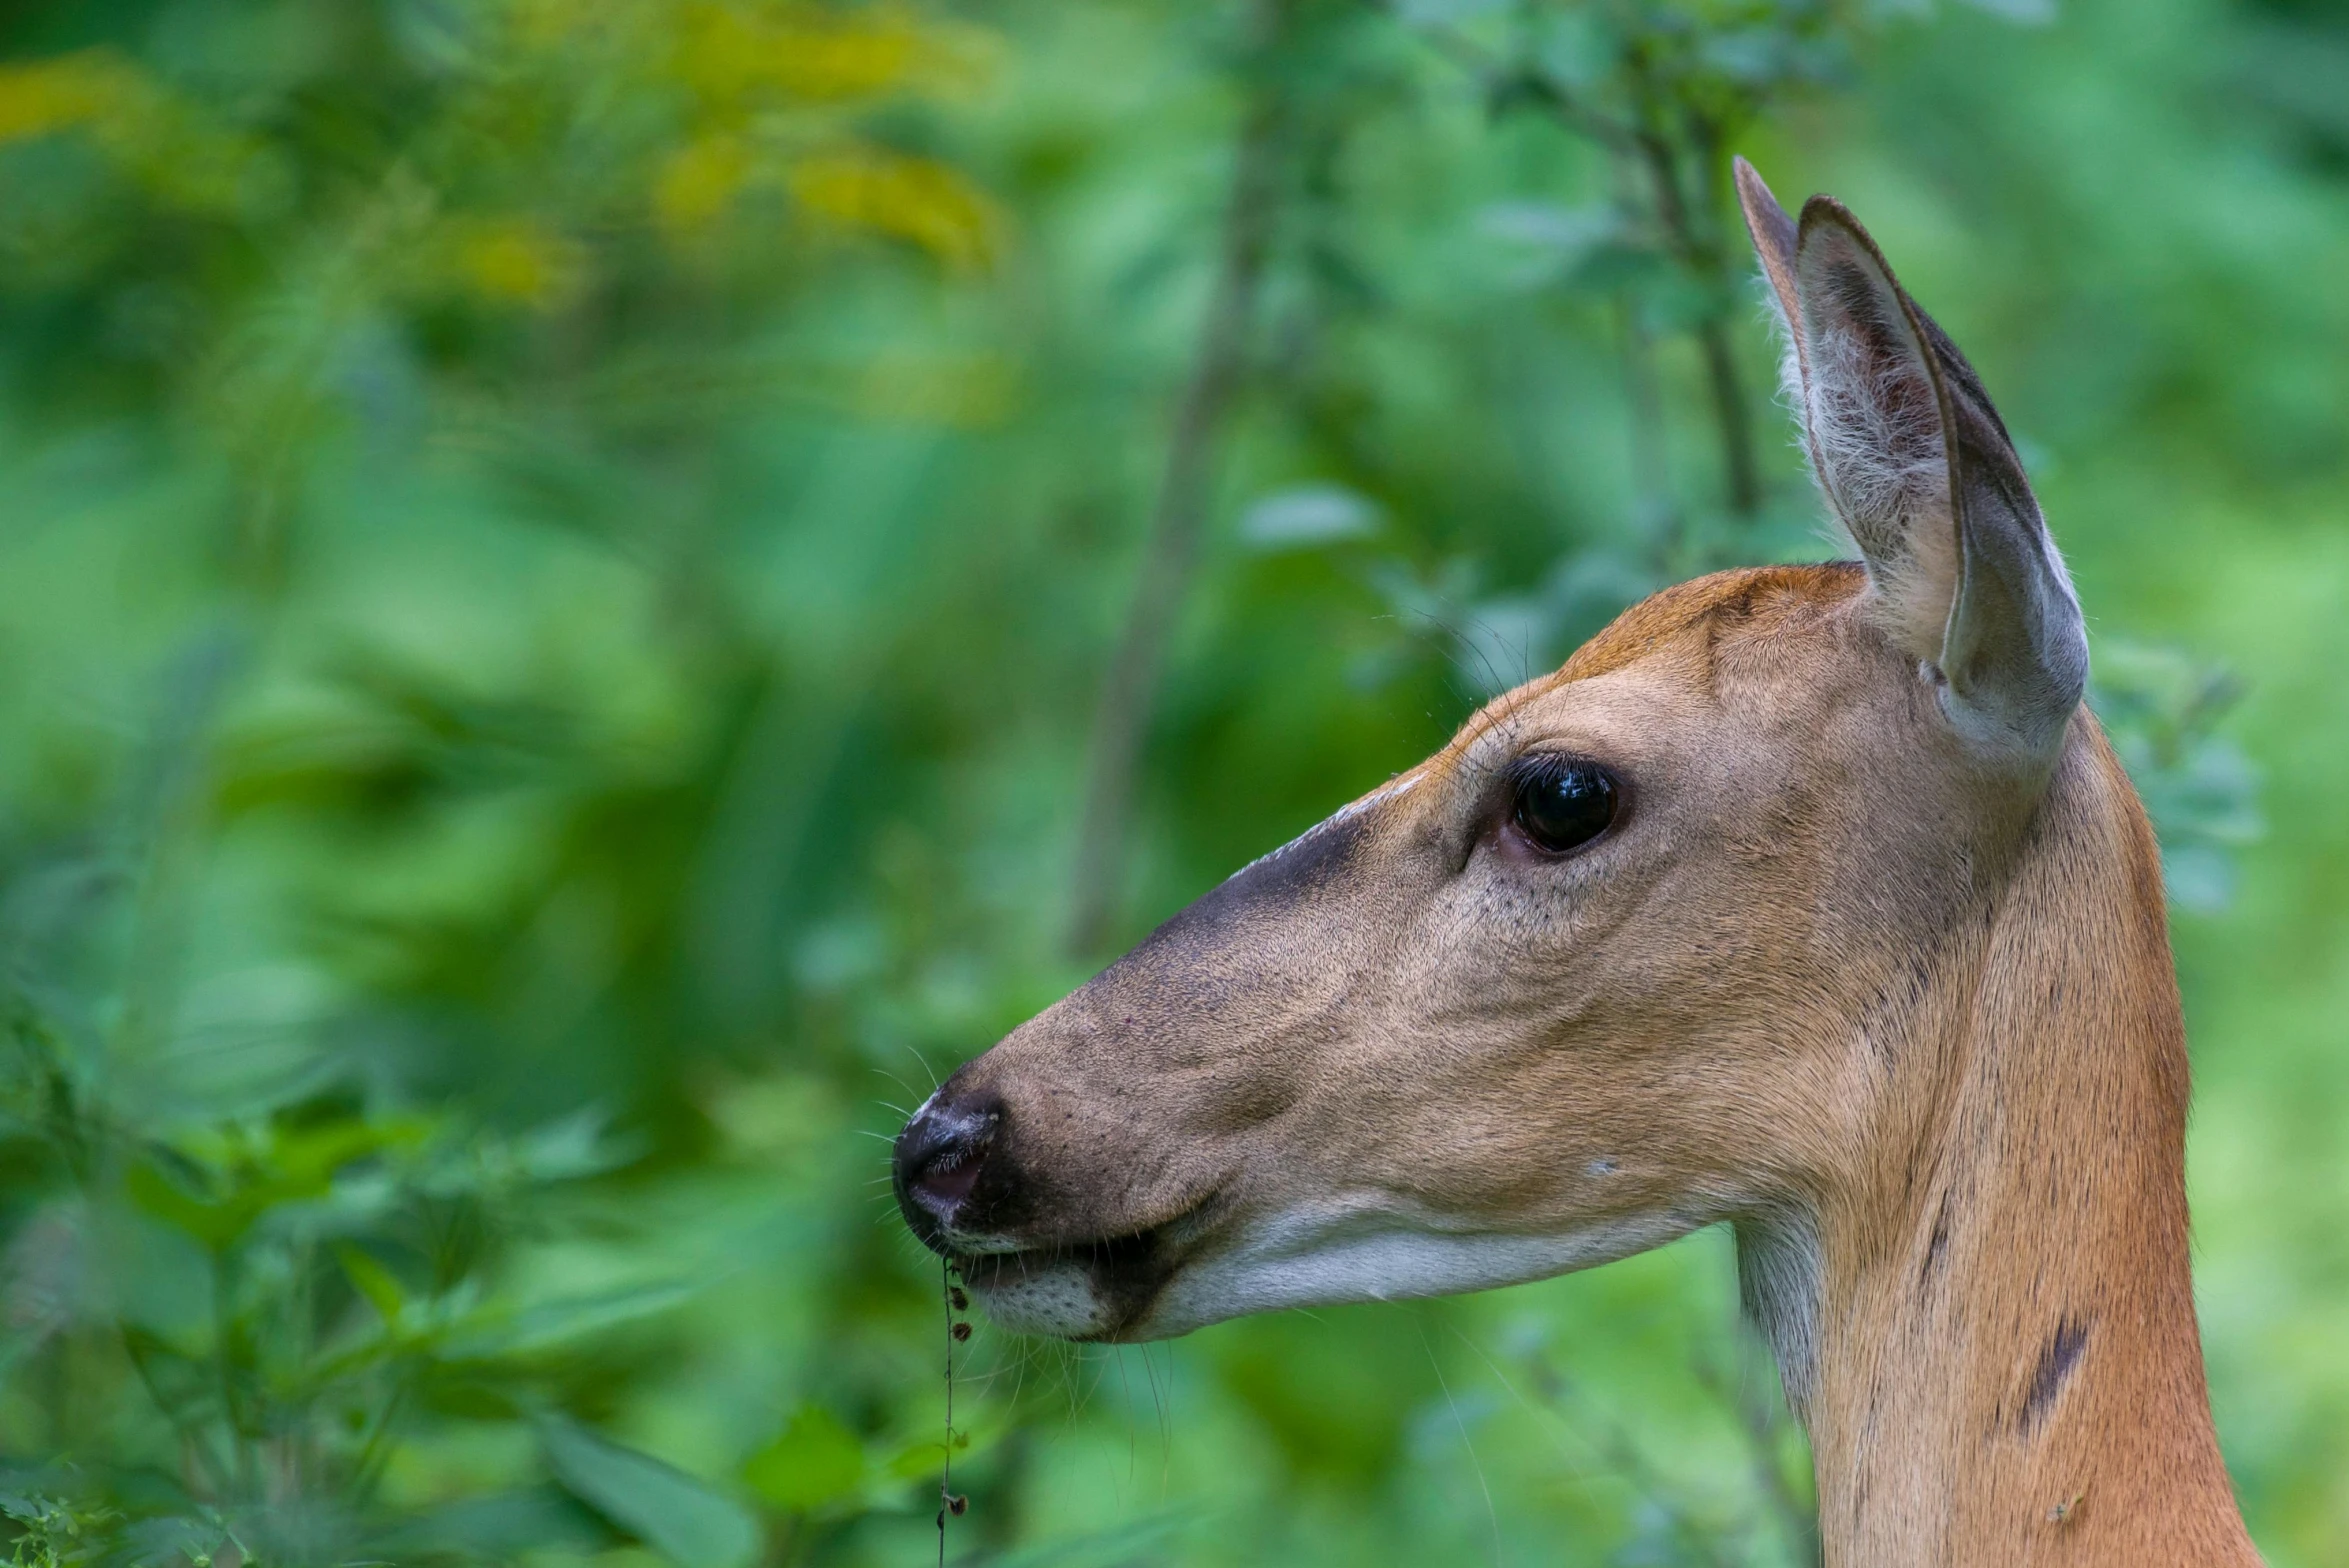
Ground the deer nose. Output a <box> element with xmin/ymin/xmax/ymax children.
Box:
<box><xmin>892</xmin><ymin>1091</ymin><xmax>1002</xmax><ymax>1242</ymax></box>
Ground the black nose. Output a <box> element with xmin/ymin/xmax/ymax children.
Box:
<box><xmin>892</xmin><ymin>1091</ymin><xmax>1001</xmax><ymax>1248</ymax></box>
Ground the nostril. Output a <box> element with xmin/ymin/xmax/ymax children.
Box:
<box><xmin>892</xmin><ymin>1095</ymin><xmax>1002</xmax><ymax>1231</ymax></box>
<box><xmin>912</xmin><ymin>1147</ymin><xmax>985</xmax><ymax>1211</ymax></box>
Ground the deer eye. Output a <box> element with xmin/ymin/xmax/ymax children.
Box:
<box><xmin>1510</xmin><ymin>758</ymin><xmax>1618</xmax><ymax>855</ymax></box>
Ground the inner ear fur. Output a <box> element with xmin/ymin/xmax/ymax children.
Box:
<box><xmin>1788</xmin><ymin>206</ymin><xmax>1961</xmax><ymax>659</ymax></box>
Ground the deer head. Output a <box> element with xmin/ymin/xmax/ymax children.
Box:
<box><xmin>896</xmin><ymin>158</ymin><xmax>2086</xmax><ymax>1341</ymax></box>
<box><xmin>893</xmin><ymin>161</ymin><xmax>2256</xmax><ymax>1563</ymax></box>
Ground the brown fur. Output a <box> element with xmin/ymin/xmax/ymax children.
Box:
<box><xmin>912</xmin><ymin>568</ymin><xmax>2259</xmax><ymax>1565</ymax></box>
<box><xmin>1555</xmin><ymin>562</ymin><xmax>1855</xmax><ymax>685</ymax></box>
<box><xmin>898</xmin><ymin>171</ymin><xmax>2262</xmax><ymax>1566</ymax></box>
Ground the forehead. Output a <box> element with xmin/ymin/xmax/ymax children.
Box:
<box><xmin>1556</xmin><ymin>562</ymin><xmax>1867</xmax><ymax>685</ymax></box>
<box><xmin>1439</xmin><ymin>562</ymin><xmax>1871</xmax><ymax>767</ymax></box>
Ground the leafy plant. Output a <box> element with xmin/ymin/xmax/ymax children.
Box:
<box><xmin>0</xmin><ymin>0</ymin><xmax>2328</xmax><ymax>1563</ymax></box>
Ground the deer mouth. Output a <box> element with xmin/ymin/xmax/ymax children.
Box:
<box><xmin>928</xmin><ymin>1189</ymin><xmax>1235</xmax><ymax>1342</ymax></box>
<box><xmin>892</xmin><ymin>1086</ymin><xmax>1232</xmax><ymax>1339</ymax></box>
<box><xmin>946</xmin><ymin>1226</ymin><xmax>1179</xmax><ymax>1341</ymax></box>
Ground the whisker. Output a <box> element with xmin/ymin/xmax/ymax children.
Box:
<box><xmin>1422</xmin><ymin>1319</ymin><xmax>1504</xmax><ymax>1568</ymax></box>
<box><xmin>1115</xmin><ymin>1345</ymin><xmax>1137</xmax><ymax>1496</ymax></box>
<box><xmin>871</xmin><ymin>1069</ymin><xmax>924</xmax><ymax>1109</ymax></box>
<box><xmin>898</xmin><ymin>1040</ymin><xmax>945</xmax><ymax>1096</ymax></box>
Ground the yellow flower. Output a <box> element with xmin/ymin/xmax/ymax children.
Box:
<box><xmin>656</xmin><ymin>135</ymin><xmax>754</xmax><ymax>231</ymax></box>
<box><xmin>454</xmin><ymin>220</ymin><xmax>585</xmax><ymax>309</ymax></box>
<box><xmin>788</xmin><ymin>151</ymin><xmax>995</xmax><ymax>270</ymax></box>
<box><xmin>0</xmin><ymin>51</ymin><xmax>130</xmax><ymax>143</ymax></box>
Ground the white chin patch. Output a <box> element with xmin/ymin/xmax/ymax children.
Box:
<box><xmin>959</xmin><ymin>1201</ymin><xmax>1702</xmax><ymax>1343</ymax></box>
<box><xmin>1130</xmin><ymin>1201</ymin><xmax>1699</xmax><ymax>1340</ymax></box>
<box><xmin>964</xmin><ymin>1259</ymin><xmax>1115</xmax><ymax>1339</ymax></box>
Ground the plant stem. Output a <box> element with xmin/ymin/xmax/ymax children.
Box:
<box><xmin>1408</xmin><ymin>21</ymin><xmax>1766</xmax><ymax>526</ymax></box>
<box><xmin>1697</xmin><ymin>315</ymin><xmax>1761</xmax><ymax>517</ymax></box>
<box><xmin>213</xmin><ymin>1249</ymin><xmax>252</xmax><ymax>1501</ymax></box>
<box><xmin>1633</xmin><ymin>121</ymin><xmax>1761</xmax><ymax>521</ymax></box>
<box><xmin>1065</xmin><ymin>3</ymin><xmax>1288</xmax><ymax>957</ymax></box>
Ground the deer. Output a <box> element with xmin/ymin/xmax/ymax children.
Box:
<box><xmin>892</xmin><ymin>160</ymin><xmax>2264</xmax><ymax>1566</ymax></box>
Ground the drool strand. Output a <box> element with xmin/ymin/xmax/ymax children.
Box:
<box><xmin>937</xmin><ymin>1259</ymin><xmax>969</xmax><ymax>1567</ymax></box>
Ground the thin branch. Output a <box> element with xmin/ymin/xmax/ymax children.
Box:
<box><xmin>1414</xmin><ymin>22</ymin><xmax>1640</xmax><ymax>151</ymax></box>
<box><xmin>1619</xmin><ymin>296</ymin><xmax>1679</xmax><ymax>559</ymax></box>
<box><xmin>1415</xmin><ymin>18</ymin><xmax>1767</xmax><ymax>526</ymax></box>
<box><xmin>1688</xmin><ymin>114</ymin><xmax>1763</xmax><ymax>522</ymax></box>
<box><xmin>1694</xmin><ymin>316</ymin><xmax>1762</xmax><ymax>518</ymax></box>
<box><xmin>1065</xmin><ymin>2</ymin><xmax>1289</xmax><ymax>957</ymax></box>
<box><xmin>1632</xmin><ymin>117</ymin><xmax>1762</xmax><ymax>522</ymax></box>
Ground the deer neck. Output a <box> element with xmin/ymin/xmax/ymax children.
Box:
<box><xmin>1748</xmin><ymin>730</ymin><xmax>2260</xmax><ymax>1567</ymax></box>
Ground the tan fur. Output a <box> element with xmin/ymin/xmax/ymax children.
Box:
<box><xmin>919</xmin><ymin>566</ymin><xmax>2259</xmax><ymax>1565</ymax></box>
<box><xmin>903</xmin><ymin>168</ymin><xmax>2261</xmax><ymax>1565</ymax></box>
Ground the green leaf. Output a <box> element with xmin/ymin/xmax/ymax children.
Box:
<box><xmin>512</xmin><ymin>1106</ymin><xmax>639</xmax><ymax>1180</ymax></box>
<box><xmin>1237</xmin><ymin>485</ymin><xmax>1380</xmax><ymax>551</ymax></box>
<box><xmin>741</xmin><ymin>1404</ymin><xmax>864</xmax><ymax>1514</ymax></box>
<box><xmin>1391</xmin><ymin>0</ymin><xmax>1509</xmax><ymax>27</ymax></box>
<box><xmin>268</xmin><ymin>1115</ymin><xmax>422</xmax><ymax>1189</ymax></box>
<box><xmin>1475</xmin><ymin>200</ymin><xmax>1621</xmax><ymax>260</ymax></box>
<box><xmin>334</xmin><ymin>1243</ymin><xmax>405</xmax><ymax>1324</ymax></box>
<box><xmin>882</xmin><ymin>1418</ymin><xmax>988</xmax><ymax>1482</ymax></box>
<box><xmin>441</xmin><ymin>1280</ymin><xmax>696</xmax><ymax>1359</ymax></box>
<box><xmin>125</xmin><ymin>1159</ymin><xmax>252</xmax><ymax>1249</ymax></box>
<box><xmin>985</xmin><ymin>1511</ymin><xmax>1196</xmax><ymax>1568</ymax></box>
<box><xmin>539</xmin><ymin>1414</ymin><xmax>760</xmax><ymax>1568</ymax></box>
<box><xmin>376</xmin><ymin>1486</ymin><xmax>614</xmax><ymax>1559</ymax></box>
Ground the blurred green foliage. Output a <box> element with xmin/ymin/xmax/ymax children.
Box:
<box><xmin>0</xmin><ymin>0</ymin><xmax>2339</xmax><ymax>1565</ymax></box>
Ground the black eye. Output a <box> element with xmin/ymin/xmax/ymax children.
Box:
<box><xmin>1510</xmin><ymin>758</ymin><xmax>1618</xmax><ymax>855</ymax></box>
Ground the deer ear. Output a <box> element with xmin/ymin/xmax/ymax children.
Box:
<box><xmin>1737</xmin><ymin>161</ymin><xmax>2088</xmax><ymax>765</ymax></box>
<box><xmin>1735</xmin><ymin>157</ymin><xmax>1803</xmax><ymax>352</ymax></box>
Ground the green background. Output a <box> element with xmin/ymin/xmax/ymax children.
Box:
<box><xmin>0</xmin><ymin>0</ymin><xmax>2341</xmax><ymax>1564</ymax></box>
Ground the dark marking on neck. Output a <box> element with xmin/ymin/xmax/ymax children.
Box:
<box><xmin>1860</xmin><ymin>943</ymin><xmax>1940</xmax><ymax>1069</ymax></box>
<box><xmin>1917</xmin><ymin>1189</ymin><xmax>1952</xmax><ymax>1303</ymax></box>
<box><xmin>2019</xmin><ymin>1314</ymin><xmax>2092</xmax><ymax>1436</ymax></box>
